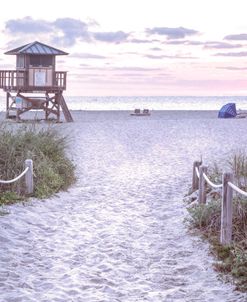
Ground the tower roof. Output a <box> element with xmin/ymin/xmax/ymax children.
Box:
<box><xmin>5</xmin><ymin>41</ymin><xmax>68</xmax><ymax>56</ymax></box>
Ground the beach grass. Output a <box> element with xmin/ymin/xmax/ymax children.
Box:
<box><xmin>0</xmin><ymin>123</ymin><xmax>75</xmax><ymax>204</ymax></box>
<box><xmin>186</xmin><ymin>152</ymin><xmax>247</xmax><ymax>292</ymax></box>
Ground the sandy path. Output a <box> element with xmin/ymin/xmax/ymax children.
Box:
<box><xmin>0</xmin><ymin>111</ymin><xmax>246</xmax><ymax>302</ymax></box>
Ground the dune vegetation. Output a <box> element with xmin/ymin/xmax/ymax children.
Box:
<box><xmin>0</xmin><ymin>123</ymin><xmax>75</xmax><ymax>205</ymax></box>
<box><xmin>186</xmin><ymin>152</ymin><xmax>247</xmax><ymax>292</ymax></box>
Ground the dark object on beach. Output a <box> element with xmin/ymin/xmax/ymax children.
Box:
<box><xmin>218</xmin><ymin>103</ymin><xmax>237</xmax><ymax>118</ymax></box>
<box><xmin>130</xmin><ymin>108</ymin><xmax>151</xmax><ymax>116</ymax></box>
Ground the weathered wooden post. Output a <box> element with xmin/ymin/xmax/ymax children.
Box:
<box><xmin>220</xmin><ymin>172</ymin><xmax>233</xmax><ymax>245</ymax></box>
<box><xmin>25</xmin><ymin>159</ymin><xmax>33</xmax><ymax>194</ymax></box>
<box><xmin>199</xmin><ymin>165</ymin><xmax>207</xmax><ymax>204</ymax></box>
<box><xmin>192</xmin><ymin>161</ymin><xmax>201</xmax><ymax>191</ymax></box>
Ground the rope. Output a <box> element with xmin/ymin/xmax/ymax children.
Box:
<box><xmin>228</xmin><ymin>181</ymin><xmax>247</xmax><ymax>197</ymax></box>
<box><xmin>202</xmin><ymin>173</ymin><xmax>223</xmax><ymax>189</ymax></box>
<box><xmin>195</xmin><ymin>163</ymin><xmax>247</xmax><ymax>195</ymax></box>
<box><xmin>195</xmin><ymin>166</ymin><xmax>222</xmax><ymax>188</ymax></box>
<box><xmin>0</xmin><ymin>167</ymin><xmax>29</xmax><ymax>184</ymax></box>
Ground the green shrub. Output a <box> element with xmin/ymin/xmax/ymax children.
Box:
<box><xmin>228</xmin><ymin>151</ymin><xmax>247</xmax><ymax>188</ymax></box>
<box><xmin>0</xmin><ymin>123</ymin><xmax>75</xmax><ymax>202</ymax></box>
<box><xmin>186</xmin><ymin>200</ymin><xmax>221</xmax><ymax>232</ymax></box>
<box><xmin>186</xmin><ymin>196</ymin><xmax>247</xmax><ymax>292</ymax></box>
<box><xmin>186</xmin><ymin>151</ymin><xmax>247</xmax><ymax>291</ymax></box>
<box><xmin>0</xmin><ymin>191</ymin><xmax>21</xmax><ymax>206</ymax></box>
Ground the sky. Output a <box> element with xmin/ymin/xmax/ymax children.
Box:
<box><xmin>1</xmin><ymin>0</ymin><xmax>247</xmax><ymax>96</ymax></box>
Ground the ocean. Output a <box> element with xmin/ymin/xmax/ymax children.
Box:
<box><xmin>1</xmin><ymin>95</ymin><xmax>247</xmax><ymax>111</ymax></box>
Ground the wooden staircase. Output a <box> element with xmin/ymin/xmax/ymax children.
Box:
<box><xmin>58</xmin><ymin>94</ymin><xmax>73</xmax><ymax>122</ymax></box>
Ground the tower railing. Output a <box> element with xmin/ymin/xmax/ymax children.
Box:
<box><xmin>0</xmin><ymin>70</ymin><xmax>67</xmax><ymax>91</ymax></box>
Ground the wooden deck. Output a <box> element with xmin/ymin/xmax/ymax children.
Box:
<box><xmin>0</xmin><ymin>70</ymin><xmax>67</xmax><ymax>92</ymax></box>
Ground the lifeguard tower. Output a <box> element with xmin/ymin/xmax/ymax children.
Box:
<box><xmin>0</xmin><ymin>41</ymin><xmax>73</xmax><ymax>122</ymax></box>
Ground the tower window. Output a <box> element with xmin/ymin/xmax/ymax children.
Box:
<box><xmin>30</xmin><ymin>55</ymin><xmax>53</xmax><ymax>67</ymax></box>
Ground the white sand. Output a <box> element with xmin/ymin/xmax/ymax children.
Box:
<box><xmin>0</xmin><ymin>110</ymin><xmax>247</xmax><ymax>302</ymax></box>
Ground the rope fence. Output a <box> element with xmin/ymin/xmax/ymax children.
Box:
<box><xmin>0</xmin><ymin>159</ymin><xmax>33</xmax><ymax>195</ymax></box>
<box><xmin>192</xmin><ymin>160</ymin><xmax>247</xmax><ymax>246</ymax></box>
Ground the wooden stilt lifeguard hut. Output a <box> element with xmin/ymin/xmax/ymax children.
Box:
<box><xmin>0</xmin><ymin>41</ymin><xmax>73</xmax><ymax>122</ymax></box>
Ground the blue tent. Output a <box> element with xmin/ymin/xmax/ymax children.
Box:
<box><xmin>218</xmin><ymin>103</ymin><xmax>237</xmax><ymax>118</ymax></box>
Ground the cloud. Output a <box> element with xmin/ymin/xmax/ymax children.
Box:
<box><xmin>56</xmin><ymin>59</ymin><xmax>66</xmax><ymax>64</ymax></box>
<box><xmin>113</xmin><ymin>73</ymin><xmax>150</xmax><ymax>77</ymax></box>
<box><xmin>150</xmin><ymin>47</ymin><xmax>162</xmax><ymax>51</ymax></box>
<box><xmin>146</xmin><ymin>26</ymin><xmax>199</xmax><ymax>39</ymax></box>
<box><xmin>4</xmin><ymin>16</ymin><xmax>92</xmax><ymax>47</ymax></box>
<box><xmin>214</xmin><ymin>51</ymin><xmax>247</xmax><ymax>57</ymax></box>
<box><xmin>204</xmin><ymin>41</ymin><xmax>242</xmax><ymax>49</ymax></box>
<box><xmin>165</xmin><ymin>40</ymin><xmax>203</xmax><ymax>45</ymax></box>
<box><xmin>144</xmin><ymin>53</ymin><xmax>197</xmax><ymax>59</ymax></box>
<box><xmin>71</xmin><ymin>53</ymin><xmax>107</xmax><ymax>59</ymax></box>
<box><xmin>0</xmin><ymin>63</ymin><xmax>13</xmax><ymax>69</ymax></box>
<box><xmin>93</xmin><ymin>31</ymin><xmax>129</xmax><ymax>43</ymax></box>
<box><xmin>129</xmin><ymin>38</ymin><xmax>153</xmax><ymax>43</ymax></box>
<box><xmin>224</xmin><ymin>33</ymin><xmax>247</xmax><ymax>40</ymax></box>
<box><xmin>72</xmin><ymin>73</ymin><xmax>104</xmax><ymax>78</ymax></box>
<box><xmin>113</xmin><ymin>66</ymin><xmax>161</xmax><ymax>71</ymax></box>
<box><xmin>4</xmin><ymin>38</ymin><xmax>32</xmax><ymax>50</ymax></box>
<box><xmin>77</xmin><ymin>66</ymin><xmax>162</xmax><ymax>72</ymax></box>
<box><xmin>4</xmin><ymin>17</ymin><xmax>130</xmax><ymax>46</ymax></box>
<box><xmin>5</xmin><ymin>16</ymin><xmax>51</xmax><ymax>34</ymax></box>
<box><xmin>176</xmin><ymin>79</ymin><xmax>247</xmax><ymax>90</ymax></box>
<box><xmin>53</xmin><ymin>18</ymin><xmax>91</xmax><ymax>45</ymax></box>
<box><xmin>217</xmin><ymin>66</ymin><xmax>247</xmax><ymax>70</ymax></box>
<box><xmin>165</xmin><ymin>39</ymin><xmax>241</xmax><ymax>49</ymax></box>
<box><xmin>145</xmin><ymin>54</ymin><xmax>166</xmax><ymax>59</ymax></box>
